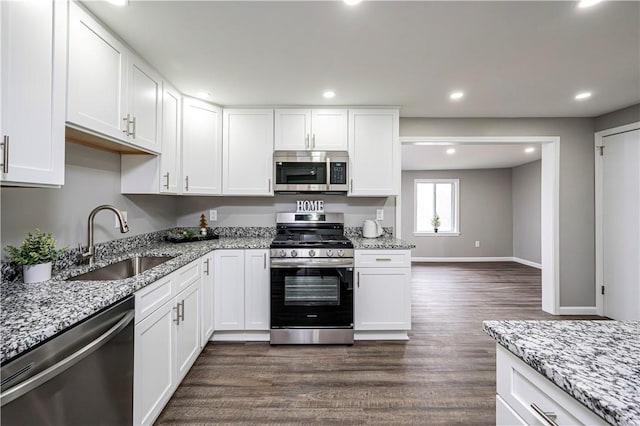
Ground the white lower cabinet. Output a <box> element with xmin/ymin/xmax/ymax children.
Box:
<box><xmin>496</xmin><ymin>344</ymin><xmax>607</xmax><ymax>426</ymax></box>
<box><xmin>354</xmin><ymin>250</ymin><xmax>411</xmax><ymax>338</ymax></box>
<box><xmin>214</xmin><ymin>249</ymin><xmax>270</xmax><ymax>336</ymax></box>
<box><xmin>133</xmin><ymin>257</ymin><xmax>203</xmax><ymax>426</ymax></box>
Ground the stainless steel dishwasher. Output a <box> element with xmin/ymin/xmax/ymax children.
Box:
<box><xmin>1</xmin><ymin>296</ymin><xmax>134</xmax><ymax>426</ymax></box>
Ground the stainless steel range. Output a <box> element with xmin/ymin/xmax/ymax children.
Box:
<box><xmin>270</xmin><ymin>212</ymin><xmax>354</xmax><ymax>344</ymax></box>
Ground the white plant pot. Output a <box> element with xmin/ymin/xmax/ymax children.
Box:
<box><xmin>23</xmin><ymin>262</ymin><xmax>52</xmax><ymax>284</ymax></box>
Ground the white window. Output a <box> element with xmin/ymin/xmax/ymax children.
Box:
<box><xmin>414</xmin><ymin>179</ymin><xmax>459</xmax><ymax>235</ymax></box>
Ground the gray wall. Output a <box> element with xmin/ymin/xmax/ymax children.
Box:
<box><xmin>400</xmin><ymin>117</ymin><xmax>594</xmax><ymax>307</ymax></box>
<box><xmin>176</xmin><ymin>195</ymin><xmax>395</xmax><ymax>230</ymax></box>
<box><xmin>402</xmin><ymin>169</ymin><xmax>513</xmax><ymax>258</ymax></box>
<box><xmin>1</xmin><ymin>142</ymin><xmax>178</xmax><ymax>252</ymax></box>
<box><xmin>594</xmin><ymin>103</ymin><xmax>640</xmax><ymax>132</ymax></box>
<box><xmin>512</xmin><ymin>160</ymin><xmax>541</xmax><ymax>264</ymax></box>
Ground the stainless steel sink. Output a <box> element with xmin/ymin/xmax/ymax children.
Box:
<box><xmin>67</xmin><ymin>256</ymin><xmax>175</xmax><ymax>281</ymax></box>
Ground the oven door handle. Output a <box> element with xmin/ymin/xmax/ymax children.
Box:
<box><xmin>270</xmin><ymin>259</ymin><xmax>354</xmax><ymax>269</ymax></box>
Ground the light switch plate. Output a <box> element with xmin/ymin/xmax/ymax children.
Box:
<box><xmin>209</xmin><ymin>210</ymin><xmax>217</xmax><ymax>221</ymax></box>
<box><xmin>475</xmin><ymin>241</ymin><xmax>480</xmax><ymax>248</ymax></box>
<box><xmin>376</xmin><ymin>209</ymin><xmax>384</xmax><ymax>220</ymax></box>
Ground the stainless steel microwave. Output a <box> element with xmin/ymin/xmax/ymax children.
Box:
<box><xmin>274</xmin><ymin>151</ymin><xmax>349</xmax><ymax>193</ymax></box>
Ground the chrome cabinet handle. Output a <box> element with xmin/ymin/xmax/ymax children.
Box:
<box><xmin>305</xmin><ymin>133</ymin><xmax>309</xmax><ymax>149</ymax></box>
<box><xmin>163</xmin><ymin>172</ymin><xmax>170</xmax><ymax>189</ymax></box>
<box><xmin>263</xmin><ymin>253</ymin><xmax>266</xmax><ymax>269</ymax></box>
<box><xmin>1</xmin><ymin>135</ymin><xmax>9</xmax><ymax>174</ymax></box>
<box><xmin>204</xmin><ymin>258</ymin><xmax>210</xmax><ymax>276</ymax></box>
<box><xmin>0</xmin><ymin>310</ymin><xmax>134</xmax><ymax>406</ymax></box>
<box><xmin>173</xmin><ymin>304</ymin><xmax>180</xmax><ymax>325</ymax></box>
<box><xmin>376</xmin><ymin>258</ymin><xmax>392</xmax><ymax>262</ymax></box>
<box><xmin>350</xmin><ymin>179</ymin><xmax>353</xmax><ymax>192</ymax></box>
<box><xmin>268</xmin><ymin>178</ymin><xmax>271</xmax><ymax>192</ymax></box>
<box><xmin>131</xmin><ymin>116</ymin><xmax>137</xmax><ymax>139</ymax></box>
<box><xmin>357</xmin><ymin>271</ymin><xmax>360</xmax><ymax>288</ymax></box>
<box><xmin>185</xmin><ymin>176</ymin><xmax>189</xmax><ymax>192</ymax></box>
<box><xmin>122</xmin><ymin>114</ymin><xmax>132</xmax><ymax>136</ymax></box>
<box><xmin>179</xmin><ymin>300</ymin><xmax>185</xmax><ymax>321</ymax></box>
<box><xmin>312</xmin><ymin>133</ymin><xmax>316</xmax><ymax>148</ymax></box>
<box><xmin>530</xmin><ymin>403</ymin><xmax>558</xmax><ymax>426</ymax></box>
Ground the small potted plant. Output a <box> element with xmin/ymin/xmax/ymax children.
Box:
<box><xmin>431</xmin><ymin>214</ymin><xmax>441</xmax><ymax>233</ymax></box>
<box><xmin>4</xmin><ymin>229</ymin><xmax>66</xmax><ymax>283</ymax></box>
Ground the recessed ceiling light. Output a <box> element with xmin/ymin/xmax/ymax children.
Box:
<box><xmin>323</xmin><ymin>90</ymin><xmax>336</xmax><ymax>99</ymax></box>
<box><xmin>196</xmin><ymin>92</ymin><xmax>211</xmax><ymax>100</ymax></box>
<box><xmin>450</xmin><ymin>91</ymin><xmax>464</xmax><ymax>100</ymax></box>
<box><xmin>525</xmin><ymin>147</ymin><xmax>535</xmax><ymax>154</ymax></box>
<box><xmin>106</xmin><ymin>0</ymin><xmax>128</xmax><ymax>6</ymax></box>
<box><xmin>446</xmin><ymin>148</ymin><xmax>456</xmax><ymax>155</ymax></box>
<box><xmin>344</xmin><ymin>0</ymin><xmax>363</xmax><ymax>5</ymax></box>
<box><xmin>575</xmin><ymin>91</ymin><xmax>592</xmax><ymax>100</ymax></box>
<box><xmin>578</xmin><ymin>0</ymin><xmax>603</xmax><ymax>8</ymax></box>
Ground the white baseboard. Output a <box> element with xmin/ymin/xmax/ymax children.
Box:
<box><xmin>211</xmin><ymin>331</ymin><xmax>270</xmax><ymax>342</ymax></box>
<box><xmin>557</xmin><ymin>306</ymin><xmax>599</xmax><ymax>315</ymax></box>
<box><xmin>512</xmin><ymin>257</ymin><xmax>542</xmax><ymax>269</ymax></box>
<box><xmin>355</xmin><ymin>331</ymin><xmax>409</xmax><ymax>341</ymax></box>
<box><xmin>412</xmin><ymin>257</ymin><xmax>513</xmax><ymax>262</ymax></box>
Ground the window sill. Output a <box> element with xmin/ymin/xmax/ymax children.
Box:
<box><xmin>413</xmin><ymin>232</ymin><xmax>460</xmax><ymax>237</ymax></box>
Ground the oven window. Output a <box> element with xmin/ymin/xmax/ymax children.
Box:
<box><xmin>276</xmin><ymin>163</ymin><xmax>326</xmax><ymax>185</ymax></box>
<box><xmin>284</xmin><ymin>276</ymin><xmax>340</xmax><ymax>306</ymax></box>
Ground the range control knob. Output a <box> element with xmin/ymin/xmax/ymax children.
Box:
<box><xmin>291</xmin><ymin>250</ymin><xmax>298</xmax><ymax>257</ymax></box>
<box><xmin>309</xmin><ymin>249</ymin><xmax>316</xmax><ymax>257</ymax></box>
<box><xmin>280</xmin><ymin>250</ymin><xmax>286</xmax><ymax>257</ymax></box>
<box><xmin>337</xmin><ymin>249</ymin><xmax>344</xmax><ymax>257</ymax></box>
<box><xmin>326</xmin><ymin>249</ymin><xmax>334</xmax><ymax>257</ymax></box>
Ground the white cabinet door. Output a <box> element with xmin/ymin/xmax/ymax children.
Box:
<box><xmin>200</xmin><ymin>253</ymin><xmax>215</xmax><ymax>347</ymax></box>
<box><xmin>174</xmin><ymin>283</ymin><xmax>200</xmax><ymax>382</ymax></box>
<box><xmin>354</xmin><ymin>267</ymin><xmax>411</xmax><ymax>331</ymax></box>
<box><xmin>222</xmin><ymin>109</ymin><xmax>274</xmax><ymax>195</ymax></box>
<box><xmin>348</xmin><ymin>109</ymin><xmax>399</xmax><ymax>196</ymax></box>
<box><xmin>0</xmin><ymin>0</ymin><xmax>65</xmax><ymax>186</ymax></box>
<box><xmin>311</xmin><ymin>109</ymin><xmax>348</xmax><ymax>151</ymax></box>
<box><xmin>182</xmin><ymin>97</ymin><xmax>222</xmax><ymax>195</ymax></box>
<box><xmin>160</xmin><ymin>82</ymin><xmax>181</xmax><ymax>194</ymax></box>
<box><xmin>127</xmin><ymin>56</ymin><xmax>161</xmax><ymax>153</ymax></box>
<box><xmin>274</xmin><ymin>109</ymin><xmax>310</xmax><ymax>151</ymax></box>
<box><xmin>134</xmin><ymin>299</ymin><xmax>175</xmax><ymax>426</ymax></box>
<box><xmin>244</xmin><ymin>250</ymin><xmax>270</xmax><ymax>330</ymax></box>
<box><xmin>214</xmin><ymin>250</ymin><xmax>245</xmax><ymax>330</ymax></box>
<box><xmin>67</xmin><ymin>2</ymin><xmax>128</xmax><ymax>142</ymax></box>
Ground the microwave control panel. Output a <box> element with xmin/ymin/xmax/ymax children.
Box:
<box><xmin>330</xmin><ymin>162</ymin><xmax>347</xmax><ymax>185</ymax></box>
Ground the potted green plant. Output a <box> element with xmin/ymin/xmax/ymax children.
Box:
<box><xmin>5</xmin><ymin>229</ymin><xmax>66</xmax><ymax>283</ymax></box>
<box><xmin>431</xmin><ymin>214</ymin><xmax>441</xmax><ymax>233</ymax></box>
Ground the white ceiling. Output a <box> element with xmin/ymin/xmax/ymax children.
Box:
<box><xmin>83</xmin><ymin>0</ymin><xmax>640</xmax><ymax>118</ymax></box>
<box><xmin>402</xmin><ymin>143</ymin><xmax>542</xmax><ymax>170</ymax></box>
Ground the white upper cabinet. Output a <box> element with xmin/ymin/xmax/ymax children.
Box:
<box><xmin>223</xmin><ymin>109</ymin><xmax>274</xmax><ymax>196</ymax></box>
<box><xmin>182</xmin><ymin>97</ymin><xmax>222</xmax><ymax>195</ymax></box>
<box><xmin>1</xmin><ymin>0</ymin><xmax>66</xmax><ymax>187</ymax></box>
<box><xmin>348</xmin><ymin>109</ymin><xmax>400</xmax><ymax>196</ymax></box>
<box><xmin>274</xmin><ymin>109</ymin><xmax>347</xmax><ymax>151</ymax></box>
<box><xmin>67</xmin><ymin>2</ymin><xmax>160</xmax><ymax>153</ymax></box>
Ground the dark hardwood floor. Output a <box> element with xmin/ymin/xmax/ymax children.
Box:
<box><xmin>155</xmin><ymin>262</ymin><xmax>601</xmax><ymax>425</ymax></box>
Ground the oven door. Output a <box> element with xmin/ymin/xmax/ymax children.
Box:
<box><xmin>270</xmin><ymin>260</ymin><xmax>353</xmax><ymax>328</ymax></box>
<box><xmin>274</xmin><ymin>161</ymin><xmax>328</xmax><ymax>191</ymax></box>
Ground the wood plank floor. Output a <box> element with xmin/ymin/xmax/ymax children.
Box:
<box><xmin>155</xmin><ymin>262</ymin><xmax>602</xmax><ymax>425</ymax></box>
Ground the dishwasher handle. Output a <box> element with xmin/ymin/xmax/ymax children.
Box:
<box><xmin>0</xmin><ymin>309</ymin><xmax>134</xmax><ymax>406</ymax></box>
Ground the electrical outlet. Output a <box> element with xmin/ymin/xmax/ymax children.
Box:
<box><xmin>376</xmin><ymin>209</ymin><xmax>384</xmax><ymax>220</ymax></box>
<box><xmin>209</xmin><ymin>210</ymin><xmax>217</xmax><ymax>221</ymax></box>
<box><xmin>475</xmin><ymin>240</ymin><xmax>480</xmax><ymax>248</ymax></box>
<box><xmin>116</xmin><ymin>211</ymin><xmax>128</xmax><ymax>228</ymax></box>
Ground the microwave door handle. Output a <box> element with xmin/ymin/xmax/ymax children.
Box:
<box><xmin>326</xmin><ymin>157</ymin><xmax>331</xmax><ymax>189</ymax></box>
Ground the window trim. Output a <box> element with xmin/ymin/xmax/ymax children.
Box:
<box><xmin>413</xmin><ymin>178</ymin><xmax>460</xmax><ymax>236</ymax></box>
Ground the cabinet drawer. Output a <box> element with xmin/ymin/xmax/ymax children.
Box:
<box><xmin>496</xmin><ymin>345</ymin><xmax>607</xmax><ymax>426</ymax></box>
<box><xmin>355</xmin><ymin>250</ymin><xmax>410</xmax><ymax>268</ymax></box>
<box><xmin>174</xmin><ymin>259</ymin><xmax>201</xmax><ymax>295</ymax></box>
<box><xmin>496</xmin><ymin>395</ymin><xmax>527</xmax><ymax>426</ymax></box>
<box><xmin>135</xmin><ymin>274</ymin><xmax>174</xmax><ymax>323</ymax></box>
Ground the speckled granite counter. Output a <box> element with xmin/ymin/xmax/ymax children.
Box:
<box><xmin>0</xmin><ymin>237</ymin><xmax>271</xmax><ymax>364</ymax></box>
<box><xmin>349</xmin><ymin>236</ymin><xmax>415</xmax><ymax>249</ymax></box>
<box><xmin>483</xmin><ymin>320</ymin><xmax>640</xmax><ymax>426</ymax></box>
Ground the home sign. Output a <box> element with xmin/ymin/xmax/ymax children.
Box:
<box><xmin>296</xmin><ymin>200</ymin><xmax>324</xmax><ymax>213</ymax></box>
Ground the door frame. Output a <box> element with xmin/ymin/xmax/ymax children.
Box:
<box><xmin>594</xmin><ymin>121</ymin><xmax>640</xmax><ymax>317</ymax></box>
<box><xmin>398</xmin><ymin>136</ymin><xmax>560</xmax><ymax>314</ymax></box>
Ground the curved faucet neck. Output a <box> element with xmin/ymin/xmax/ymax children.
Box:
<box><xmin>84</xmin><ymin>205</ymin><xmax>129</xmax><ymax>265</ymax></box>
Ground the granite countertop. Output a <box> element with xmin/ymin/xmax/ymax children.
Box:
<box><xmin>483</xmin><ymin>320</ymin><xmax>640</xmax><ymax>426</ymax></box>
<box><xmin>349</xmin><ymin>236</ymin><xmax>415</xmax><ymax>249</ymax></box>
<box><xmin>0</xmin><ymin>237</ymin><xmax>271</xmax><ymax>364</ymax></box>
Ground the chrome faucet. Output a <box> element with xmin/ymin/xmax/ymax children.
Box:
<box><xmin>81</xmin><ymin>205</ymin><xmax>129</xmax><ymax>265</ymax></box>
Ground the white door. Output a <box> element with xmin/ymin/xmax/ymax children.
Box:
<box><xmin>602</xmin><ymin>128</ymin><xmax>640</xmax><ymax>320</ymax></box>
<box><xmin>160</xmin><ymin>82</ymin><xmax>181</xmax><ymax>194</ymax></box>
<box><xmin>311</xmin><ymin>109</ymin><xmax>348</xmax><ymax>151</ymax></box>
<box><xmin>175</xmin><ymin>283</ymin><xmax>200</xmax><ymax>381</ymax></box>
<box><xmin>222</xmin><ymin>109</ymin><xmax>274</xmax><ymax>195</ymax></box>
<box><xmin>1</xmin><ymin>0</ymin><xmax>65</xmax><ymax>186</ymax></box>
<box><xmin>274</xmin><ymin>109</ymin><xmax>310</xmax><ymax>150</ymax></box>
<box><xmin>244</xmin><ymin>250</ymin><xmax>270</xmax><ymax>330</ymax></box>
<box><xmin>67</xmin><ymin>2</ymin><xmax>128</xmax><ymax>141</ymax></box>
<box><xmin>182</xmin><ymin>98</ymin><xmax>222</xmax><ymax>195</ymax></box>
<box><xmin>214</xmin><ymin>250</ymin><xmax>245</xmax><ymax>330</ymax></box>
<box><xmin>127</xmin><ymin>57</ymin><xmax>161</xmax><ymax>152</ymax></box>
